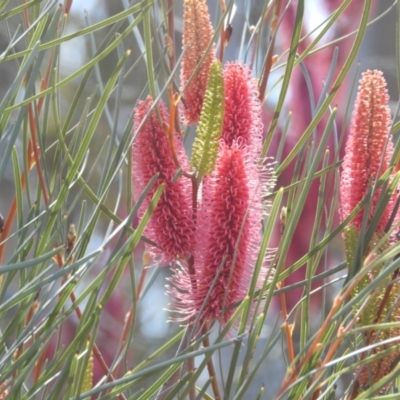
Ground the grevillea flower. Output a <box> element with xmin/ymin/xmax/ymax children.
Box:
<box><xmin>340</xmin><ymin>70</ymin><xmax>394</xmax><ymax>233</ymax></box>
<box><xmin>132</xmin><ymin>96</ymin><xmax>194</xmax><ymax>265</ymax></box>
<box><xmin>339</xmin><ymin>70</ymin><xmax>400</xmax><ymax>393</ymax></box>
<box><xmin>222</xmin><ymin>62</ymin><xmax>263</xmax><ymax>155</ymax></box>
<box><xmin>180</xmin><ymin>0</ymin><xmax>215</xmax><ymax>125</ymax></box>
<box><xmin>170</xmin><ymin>143</ymin><xmax>269</xmax><ymax>325</ymax></box>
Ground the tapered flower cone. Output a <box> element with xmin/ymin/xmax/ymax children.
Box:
<box><xmin>222</xmin><ymin>62</ymin><xmax>263</xmax><ymax>155</ymax></box>
<box><xmin>180</xmin><ymin>0</ymin><xmax>215</xmax><ymax>125</ymax></box>
<box><xmin>194</xmin><ymin>144</ymin><xmax>269</xmax><ymax>325</ymax></box>
<box><xmin>340</xmin><ymin>70</ymin><xmax>394</xmax><ymax>234</ymax></box>
<box><xmin>170</xmin><ymin>143</ymin><xmax>270</xmax><ymax>326</ymax></box>
<box><xmin>132</xmin><ymin>96</ymin><xmax>195</xmax><ymax>265</ymax></box>
<box><xmin>339</xmin><ymin>70</ymin><xmax>400</xmax><ymax>394</ymax></box>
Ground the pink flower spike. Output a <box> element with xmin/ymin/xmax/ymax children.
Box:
<box><xmin>132</xmin><ymin>96</ymin><xmax>195</xmax><ymax>265</ymax></box>
<box><xmin>170</xmin><ymin>143</ymin><xmax>270</xmax><ymax>326</ymax></box>
<box><xmin>340</xmin><ymin>70</ymin><xmax>394</xmax><ymax>233</ymax></box>
<box><xmin>222</xmin><ymin>62</ymin><xmax>263</xmax><ymax>155</ymax></box>
<box><xmin>180</xmin><ymin>0</ymin><xmax>215</xmax><ymax>125</ymax></box>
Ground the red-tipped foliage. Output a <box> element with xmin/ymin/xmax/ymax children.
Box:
<box><xmin>222</xmin><ymin>62</ymin><xmax>263</xmax><ymax>154</ymax></box>
<box><xmin>132</xmin><ymin>96</ymin><xmax>195</xmax><ymax>265</ymax></box>
<box><xmin>340</xmin><ymin>70</ymin><xmax>394</xmax><ymax>233</ymax></box>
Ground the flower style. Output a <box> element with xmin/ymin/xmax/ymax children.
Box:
<box><xmin>132</xmin><ymin>96</ymin><xmax>194</xmax><ymax>265</ymax></box>
<box><xmin>340</xmin><ymin>70</ymin><xmax>394</xmax><ymax>233</ymax></box>
<box><xmin>222</xmin><ymin>62</ymin><xmax>263</xmax><ymax>155</ymax></box>
<box><xmin>180</xmin><ymin>0</ymin><xmax>215</xmax><ymax>125</ymax></box>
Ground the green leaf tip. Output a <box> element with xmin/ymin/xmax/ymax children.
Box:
<box><xmin>190</xmin><ymin>59</ymin><xmax>224</xmax><ymax>177</ymax></box>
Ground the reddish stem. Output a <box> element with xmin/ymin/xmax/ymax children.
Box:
<box><xmin>218</xmin><ymin>0</ymin><xmax>226</xmax><ymax>62</ymax></box>
<box><xmin>277</xmin><ymin>278</ymin><xmax>295</xmax><ymax>364</ymax></box>
<box><xmin>33</xmin><ymin>350</ymin><xmax>47</xmax><ymax>383</ymax></box>
<box><xmin>0</xmin><ymin>148</ymin><xmax>34</xmax><ymax>264</ymax></box>
<box><xmin>28</xmin><ymin>104</ymin><xmax>49</xmax><ymax>205</ymax></box>
<box><xmin>37</xmin><ymin>48</ymin><xmax>55</xmax><ymax>115</ymax></box>
<box><xmin>202</xmin><ymin>324</ymin><xmax>222</xmax><ymax>400</ymax></box>
<box><xmin>21</xmin><ymin>0</ymin><xmax>30</xmax><ymax>28</ymax></box>
<box><xmin>258</xmin><ymin>0</ymin><xmax>281</xmax><ymax>102</ymax></box>
<box><xmin>65</xmin><ymin>0</ymin><xmax>73</xmax><ymax>15</ymax></box>
<box><xmin>166</xmin><ymin>0</ymin><xmax>176</xmax><ymax>74</ymax></box>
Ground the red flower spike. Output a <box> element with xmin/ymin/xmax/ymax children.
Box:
<box><xmin>180</xmin><ymin>0</ymin><xmax>215</xmax><ymax>125</ymax></box>
<box><xmin>170</xmin><ymin>143</ymin><xmax>270</xmax><ymax>325</ymax></box>
<box><xmin>222</xmin><ymin>62</ymin><xmax>263</xmax><ymax>155</ymax></box>
<box><xmin>132</xmin><ymin>96</ymin><xmax>194</xmax><ymax>265</ymax></box>
<box><xmin>340</xmin><ymin>70</ymin><xmax>394</xmax><ymax>233</ymax></box>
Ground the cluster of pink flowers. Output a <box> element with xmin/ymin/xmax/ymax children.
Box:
<box><xmin>131</xmin><ymin>0</ymin><xmax>273</xmax><ymax>328</ymax></box>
